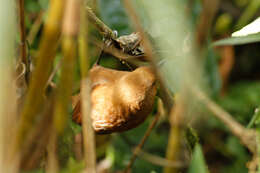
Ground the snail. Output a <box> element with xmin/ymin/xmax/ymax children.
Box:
<box><xmin>72</xmin><ymin>65</ymin><xmax>157</xmax><ymax>134</ymax></box>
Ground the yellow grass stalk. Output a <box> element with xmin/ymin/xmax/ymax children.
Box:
<box><xmin>79</xmin><ymin>1</ymin><xmax>96</xmax><ymax>172</ymax></box>
<box><xmin>0</xmin><ymin>0</ymin><xmax>19</xmax><ymax>172</ymax></box>
<box><xmin>54</xmin><ymin>0</ymin><xmax>79</xmax><ymax>134</ymax></box>
<box><xmin>17</xmin><ymin>0</ymin><xmax>64</xmax><ymax>146</ymax></box>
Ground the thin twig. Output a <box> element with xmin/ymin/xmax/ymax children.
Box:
<box><xmin>18</xmin><ymin>0</ymin><xmax>28</xmax><ymax>67</ymax></box>
<box><xmin>27</xmin><ymin>11</ymin><xmax>44</xmax><ymax>45</ymax></box>
<box><xmin>44</xmin><ymin>60</ymin><xmax>61</xmax><ymax>91</ymax></box>
<box><xmin>89</xmin><ymin>35</ymin><xmax>147</xmax><ymax>66</ymax></box>
<box><xmin>124</xmin><ymin>114</ymin><xmax>160</xmax><ymax>173</ymax></box>
<box><xmin>192</xmin><ymin>87</ymin><xmax>257</xmax><ymax>153</ymax></box>
<box><xmin>86</xmin><ymin>6</ymin><xmax>116</xmax><ymax>39</ymax></box>
<box><xmin>138</xmin><ymin>149</ymin><xmax>187</xmax><ymax>168</ymax></box>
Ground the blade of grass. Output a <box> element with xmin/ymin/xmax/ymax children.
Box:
<box><xmin>247</xmin><ymin>108</ymin><xmax>260</xmax><ymax>128</ymax></box>
<box><xmin>17</xmin><ymin>0</ymin><xmax>64</xmax><ymax>147</ymax></box>
<box><xmin>79</xmin><ymin>1</ymin><xmax>96</xmax><ymax>173</ymax></box>
<box><xmin>53</xmin><ymin>0</ymin><xmax>79</xmax><ymax>134</ymax></box>
<box><xmin>18</xmin><ymin>0</ymin><xmax>28</xmax><ymax>68</ymax></box>
<box><xmin>0</xmin><ymin>0</ymin><xmax>18</xmax><ymax>172</ymax></box>
<box><xmin>164</xmin><ymin>96</ymin><xmax>186</xmax><ymax>173</ymax></box>
<box><xmin>213</xmin><ymin>33</ymin><xmax>260</xmax><ymax>46</ymax></box>
<box><xmin>188</xmin><ymin>144</ymin><xmax>209</xmax><ymax>173</ymax></box>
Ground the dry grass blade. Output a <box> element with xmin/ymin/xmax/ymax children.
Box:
<box><xmin>53</xmin><ymin>0</ymin><xmax>79</xmax><ymax>134</ymax></box>
<box><xmin>20</xmin><ymin>98</ymin><xmax>54</xmax><ymax>170</ymax></box>
<box><xmin>17</xmin><ymin>0</ymin><xmax>64</xmax><ymax>146</ymax></box>
<box><xmin>81</xmin><ymin>80</ymin><xmax>96</xmax><ymax>173</ymax></box>
<box><xmin>46</xmin><ymin>132</ymin><xmax>58</xmax><ymax>173</ymax></box>
<box><xmin>80</xmin><ymin>1</ymin><xmax>96</xmax><ymax>173</ymax></box>
<box><xmin>18</xmin><ymin>0</ymin><xmax>28</xmax><ymax>67</ymax></box>
<box><xmin>0</xmin><ymin>1</ymin><xmax>18</xmax><ymax>172</ymax></box>
<box><xmin>164</xmin><ymin>96</ymin><xmax>186</xmax><ymax>173</ymax></box>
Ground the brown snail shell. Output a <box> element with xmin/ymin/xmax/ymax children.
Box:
<box><xmin>73</xmin><ymin>65</ymin><xmax>157</xmax><ymax>134</ymax></box>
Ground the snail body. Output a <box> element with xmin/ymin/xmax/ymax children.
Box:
<box><xmin>73</xmin><ymin>65</ymin><xmax>156</xmax><ymax>134</ymax></box>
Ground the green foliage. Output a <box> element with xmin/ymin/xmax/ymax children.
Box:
<box><xmin>111</xmin><ymin>116</ymin><xmax>168</xmax><ymax>172</ymax></box>
<box><xmin>97</xmin><ymin>0</ymin><xmax>132</xmax><ymax>35</ymax></box>
<box><xmin>17</xmin><ymin>0</ymin><xmax>260</xmax><ymax>173</ymax></box>
<box><xmin>60</xmin><ymin>158</ymin><xmax>84</xmax><ymax>173</ymax></box>
<box><xmin>188</xmin><ymin>144</ymin><xmax>209</xmax><ymax>173</ymax></box>
<box><xmin>213</xmin><ymin>33</ymin><xmax>260</xmax><ymax>46</ymax></box>
<box><xmin>221</xmin><ymin>136</ymin><xmax>250</xmax><ymax>173</ymax></box>
<box><xmin>247</xmin><ymin>108</ymin><xmax>260</xmax><ymax>128</ymax></box>
<box><xmin>217</xmin><ymin>82</ymin><xmax>260</xmax><ymax>124</ymax></box>
<box><xmin>58</xmin><ymin>119</ymin><xmax>78</xmax><ymax>166</ymax></box>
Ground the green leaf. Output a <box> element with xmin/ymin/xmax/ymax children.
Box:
<box><xmin>213</xmin><ymin>33</ymin><xmax>260</xmax><ymax>46</ymax></box>
<box><xmin>188</xmin><ymin>144</ymin><xmax>209</xmax><ymax>173</ymax></box>
<box><xmin>217</xmin><ymin>82</ymin><xmax>260</xmax><ymax>125</ymax></box>
<box><xmin>214</xmin><ymin>16</ymin><xmax>260</xmax><ymax>46</ymax></box>
<box><xmin>247</xmin><ymin>107</ymin><xmax>260</xmax><ymax>128</ymax></box>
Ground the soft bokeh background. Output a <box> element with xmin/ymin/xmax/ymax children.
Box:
<box><xmin>1</xmin><ymin>0</ymin><xmax>260</xmax><ymax>173</ymax></box>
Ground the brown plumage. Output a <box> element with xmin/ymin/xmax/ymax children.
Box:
<box><xmin>72</xmin><ymin>65</ymin><xmax>157</xmax><ymax>134</ymax></box>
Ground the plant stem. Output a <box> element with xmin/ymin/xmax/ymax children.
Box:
<box><xmin>18</xmin><ymin>0</ymin><xmax>28</xmax><ymax>67</ymax></box>
<box><xmin>27</xmin><ymin>11</ymin><xmax>44</xmax><ymax>45</ymax></box>
<box><xmin>0</xmin><ymin>0</ymin><xmax>18</xmax><ymax>172</ymax></box>
<box><xmin>247</xmin><ymin>108</ymin><xmax>260</xmax><ymax>128</ymax></box>
<box><xmin>124</xmin><ymin>114</ymin><xmax>160</xmax><ymax>173</ymax></box>
<box><xmin>192</xmin><ymin>87</ymin><xmax>257</xmax><ymax>153</ymax></box>
<box><xmin>80</xmin><ymin>2</ymin><xmax>96</xmax><ymax>173</ymax></box>
<box><xmin>86</xmin><ymin>6</ymin><xmax>116</xmax><ymax>39</ymax></box>
<box><xmin>164</xmin><ymin>95</ymin><xmax>186</xmax><ymax>173</ymax></box>
<box><xmin>17</xmin><ymin>0</ymin><xmax>64</xmax><ymax>147</ymax></box>
<box><xmin>53</xmin><ymin>0</ymin><xmax>79</xmax><ymax>134</ymax></box>
<box><xmin>138</xmin><ymin>149</ymin><xmax>186</xmax><ymax>168</ymax></box>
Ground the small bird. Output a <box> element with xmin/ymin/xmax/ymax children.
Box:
<box><xmin>72</xmin><ymin>65</ymin><xmax>157</xmax><ymax>134</ymax></box>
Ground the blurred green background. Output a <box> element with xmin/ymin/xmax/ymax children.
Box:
<box><xmin>21</xmin><ymin>0</ymin><xmax>260</xmax><ymax>172</ymax></box>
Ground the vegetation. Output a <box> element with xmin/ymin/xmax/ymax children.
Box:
<box><xmin>1</xmin><ymin>0</ymin><xmax>260</xmax><ymax>173</ymax></box>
